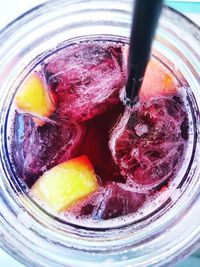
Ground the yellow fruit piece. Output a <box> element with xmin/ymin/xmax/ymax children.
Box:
<box><xmin>31</xmin><ymin>156</ymin><xmax>99</xmax><ymax>212</ymax></box>
<box><xmin>139</xmin><ymin>60</ymin><xmax>177</xmax><ymax>99</ymax></box>
<box><xmin>15</xmin><ymin>73</ymin><xmax>55</xmax><ymax>118</ymax></box>
<box><xmin>122</xmin><ymin>46</ymin><xmax>177</xmax><ymax>99</ymax></box>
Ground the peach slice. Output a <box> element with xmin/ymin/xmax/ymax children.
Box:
<box><xmin>31</xmin><ymin>155</ymin><xmax>99</xmax><ymax>212</ymax></box>
<box><xmin>139</xmin><ymin>60</ymin><xmax>177</xmax><ymax>99</ymax></box>
<box><xmin>122</xmin><ymin>46</ymin><xmax>177</xmax><ymax>100</ymax></box>
<box><xmin>15</xmin><ymin>74</ymin><xmax>55</xmax><ymax>122</ymax></box>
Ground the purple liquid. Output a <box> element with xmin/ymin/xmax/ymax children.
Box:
<box><xmin>12</xmin><ymin>40</ymin><xmax>189</xmax><ymax>220</ymax></box>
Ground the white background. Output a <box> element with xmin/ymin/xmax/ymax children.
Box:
<box><xmin>0</xmin><ymin>1</ymin><xmax>199</xmax><ymax>267</ymax></box>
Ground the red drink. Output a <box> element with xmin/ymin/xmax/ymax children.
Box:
<box><xmin>12</xmin><ymin>40</ymin><xmax>189</xmax><ymax>221</ymax></box>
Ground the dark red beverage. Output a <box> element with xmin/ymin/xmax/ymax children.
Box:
<box><xmin>12</xmin><ymin>40</ymin><xmax>189</xmax><ymax>221</ymax></box>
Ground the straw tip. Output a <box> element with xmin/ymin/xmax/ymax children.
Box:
<box><xmin>123</xmin><ymin>94</ymin><xmax>139</xmax><ymax>107</ymax></box>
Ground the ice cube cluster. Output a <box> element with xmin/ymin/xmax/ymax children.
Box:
<box><xmin>12</xmin><ymin>41</ymin><xmax>189</xmax><ymax>220</ymax></box>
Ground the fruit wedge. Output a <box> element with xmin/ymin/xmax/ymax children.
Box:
<box><xmin>15</xmin><ymin>73</ymin><xmax>55</xmax><ymax>122</ymax></box>
<box><xmin>122</xmin><ymin>46</ymin><xmax>177</xmax><ymax>99</ymax></box>
<box><xmin>31</xmin><ymin>155</ymin><xmax>99</xmax><ymax>212</ymax></box>
<box><xmin>139</xmin><ymin>60</ymin><xmax>177</xmax><ymax>99</ymax></box>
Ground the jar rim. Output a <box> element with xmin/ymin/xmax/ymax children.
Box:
<box><xmin>0</xmin><ymin>1</ymin><xmax>199</xmax><ymax>267</ymax></box>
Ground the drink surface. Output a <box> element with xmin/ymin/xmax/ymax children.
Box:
<box><xmin>12</xmin><ymin>40</ymin><xmax>189</xmax><ymax>223</ymax></box>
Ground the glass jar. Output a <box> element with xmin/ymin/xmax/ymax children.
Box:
<box><xmin>0</xmin><ymin>0</ymin><xmax>199</xmax><ymax>266</ymax></box>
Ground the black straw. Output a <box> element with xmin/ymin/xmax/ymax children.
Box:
<box><xmin>125</xmin><ymin>0</ymin><xmax>163</xmax><ymax>106</ymax></box>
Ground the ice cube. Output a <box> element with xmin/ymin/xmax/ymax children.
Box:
<box><xmin>12</xmin><ymin>113</ymin><xmax>86</xmax><ymax>186</ymax></box>
<box><xmin>44</xmin><ymin>43</ymin><xmax>125</xmax><ymax>122</ymax></box>
<box><xmin>110</xmin><ymin>96</ymin><xmax>188</xmax><ymax>188</ymax></box>
<box><xmin>93</xmin><ymin>183</ymin><xmax>146</xmax><ymax>220</ymax></box>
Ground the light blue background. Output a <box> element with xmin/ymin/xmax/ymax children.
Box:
<box><xmin>0</xmin><ymin>1</ymin><xmax>199</xmax><ymax>266</ymax></box>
